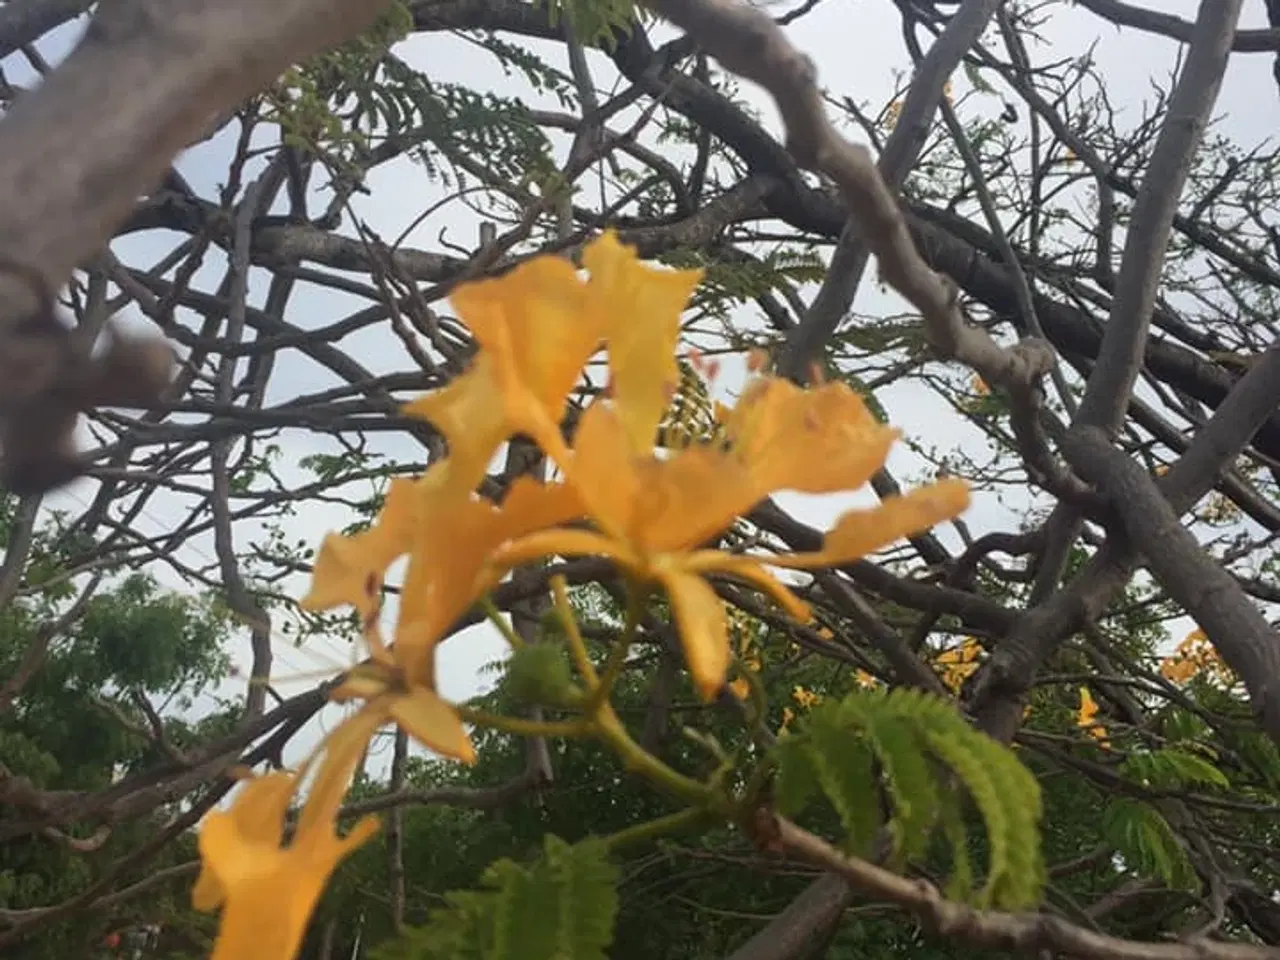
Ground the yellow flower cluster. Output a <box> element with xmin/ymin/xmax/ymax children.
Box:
<box><xmin>935</xmin><ymin>637</ymin><xmax>983</xmax><ymax>693</ymax></box>
<box><xmin>192</xmin><ymin>232</ymin><xmax>969</xmax><ymax>957</ymax></box>
<box><xmin>1077</xmin><ymin>686</ymin><xmax>1109</xmax><ymax>748</ymax></box>
<box><xmin>1160</xmin><ymin>628</ymin><xmax>1234</xmax><ymax>685</ymax></box>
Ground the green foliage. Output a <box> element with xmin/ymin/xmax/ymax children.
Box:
<box><xmin>1102</xmin><ymin>799</ymin><xmax>1198</xmax><ymax>892</ymax></box>
<box><xmin>532</xmin><ymin>0</ymin><xmax>640</xmax><ymax>49</ymax></box>
<box><xmin>773</xmin><ymin>687</ymin><xmax>1045</xmax><ymax>909</ymax></box>
<box><xmin>1121</xmin><ymin>748</ymin><xmax>1228</xmax><ymax>791</ymax></box>
<box><xmin>372</xmin><ymin>835</ymin><xmax>619</xmax><ymax>960</ymax></box>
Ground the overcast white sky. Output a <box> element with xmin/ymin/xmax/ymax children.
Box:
<box><xmin>3</xmin><ymin>0</ymin><xmax>1275</xmax><ymax>774</ymax></box>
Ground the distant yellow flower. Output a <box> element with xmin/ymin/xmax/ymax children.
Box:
<box><xmin>935</xmin><ymin>637</ymin><xmax>983</xmax><ymax>693</ymax></box>
<box><xmin>855</xmin><ymin>669</ymin><xmax>879</xmax><ymax>689</ymax></box>
<box><xmin>792</xmin><ymin>685</ymin><xmax>822</xmax><ymax>710</ymax></box>
<box><xmin>493</xmin><ymin>379</ymin><xmax>969</xmax><ymax>698</ymax></box>
<box><xmin>1160</xmin><ymin>627</ymin><xmax>1234</xmax><ymax>686</ymax></box>
<box><xmin>1077</xmin><ymin>686</ymin><xmax>1109</xmax><ymax>747</ymax></box>
<box><xmin>780</xmin><ymin>705</ymin><xmax>796</xmax><ymax>733</ymax></box>
<box><xmin>195</xmin><ymin>710</ymin><xmax>383</xmax><ymax>959</ymax></box>
<box><xmin>883</xmin><ymin>99</ymin><xmax>903</xmax><ymax>129</ymax></box>
<box><xmin>943</xmin><ymin>80</ymin><xmax>954</xmax><ymax>103</ymax></box>
<box><xmin>972</xmin><ymin>375</ymin><xmax>990</xmax><ymax>396</ymax></box>
<box><xmin>1154</xmin><ymin>464</ymin><xmax>1170</xmax><ymax>477</ymax></box>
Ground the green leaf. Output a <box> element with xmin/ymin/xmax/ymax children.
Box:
<box><xmin>775</xmin><ymin>688</ymin><xmax>1045</xmax><ymax>911</ymax></box>
<box><xmin>374</xmin><ymin>835</ymin><xmax>619</xmax><ymax>960</ymax></box>
<box><xmin>1122</xmin><ymin>749</ymin><xmax>1228</xmax><ymax>790</ymax></box>
<box><xmin>1102</xmin><ymin>799</ymin><xmax>1198</xmax><ymax>892</ymax></box>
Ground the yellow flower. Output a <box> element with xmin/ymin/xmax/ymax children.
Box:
<box><xmin>935</xmin><ymin>637</ymin><xmax>982</xmax><ymax>692</ymax></box>
<box><xmin>884</xmin><ymin>99</ymin><xmax>903</xmax><ymax>129</ymax></box>
<box><xmin>492</xmin><ymin>380</ymin><xmax>969</xmax><ymax>699</ymax></box>
<box><xmin>855</xmin><ymin>669</ymin><xmax>879</xmax><ymax>689</ymax></box>
<box><xmin>404</xmin><ymin>247</ymin><xmax>602</xmax><ymax>491</ymax></box>
<box><xmin>972</xmin><ymin>375</ymin><xmax>990</xmax><ymax>396</ymax></box>
<box><xmin>1160</xmin><ymin>627</ymin><xmax>1234</xmax><ymax>686</ymax></box>
<box><xmin>585</xmin><ymin>232</ymin><xmax>703</xmax><ymax>452</ymax></box>
<box><xmin>1077</xmin><ymin>686</ymin><xmax>1109</xmax><ymax>747</ymax></box>
<box><xmin>302</xmin><ymin>468</ymin><xmax>583</xmax><ymax>761</ymax></box>
<box><xmin>792</xmin><ymin>685</ymin><xmax>823</xmax><ymax>709</ymax></box>
<box><xmin>780</xmin><ymin>705</ymin><xmax>796</xmax><ymax>733</ymax></box>
<box><xmin>195</xmin><ymin>711</ymin><xmax>383</xmax><ymax>959</ymax></box>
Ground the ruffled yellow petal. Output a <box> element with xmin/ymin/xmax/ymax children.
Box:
<box><xmin>407</xmin><ymin>254</ymin><xmax>603</xmax><ymax>484</ymax></box>
<box><xmin>192</xmin><ymin>772</ymin><xmax>296</xmax><ymax>912</ymax></box>
<box><xmin>403</xmin><ymin>356</ymin><xmax>509</xmax><ymax>496</ymax></box>
<box><xmin>724</xmin><ymin>378</ymin><xmax>899</xmax><ymax>496</ymax></box>
<box><xmin>658</xmin><ymin>569</ymin><xmax>730</xmax><ymax>700</ymax></box>
<box><xmin>775</xmin><ymin>479</ymin><xmax>970</xmax><ymax>568</ymax></box>
<box><xmin>299</xmin><ymin>478</ymin><xmax>420</xmax><ymax>616</ymax></box>
<box><xmin>390</xmin><ymin>685</ymin><xmax>475</xmax><ymax>764</ymax></box>
<box><xmin>584</xmin><ymin>232</ymin><xmax>702</xmax><ymax>452</ymax></box>
<box><xmin>196</xmin><ymin>722</ymin><xmax>382</xmax><ymax>960</ymax></box>
<box><xmin>567</xmin><ymin>403</ymin><xmax>754</xmax><ymax>553</ymax></box>
<box><xmin>393</xmin><ymin>476</ymin><xmax>585</xmax><ymax>685</ymax></box>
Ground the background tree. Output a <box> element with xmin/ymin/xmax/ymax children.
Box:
<box><xmin>1</xmin><ymin>0</ymin><xmax>1280</xmax><ymax>957</ymax></box>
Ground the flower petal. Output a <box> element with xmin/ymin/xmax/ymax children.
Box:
<box><xmin>684</xmin><ymin>551</ymin><xmax>812</xmax><ymax>623</ymax></box>
<box><xmin>584</xmin><ymin>232</ymin><xmax>702</xmax><ymax>452</ymax></box>
<box><xmin>775</xmin><ymin>479</ymin><xmax>970</xmax><ymax>568</ymax></box>
<box><xmin>299</xmin><ymin>477</ymin><xmax>420</xmax><ymax>616</ymax></box>
<box><xmin>658</xmin><ymin>570</ymin><xmax>731</xmax><ymax>700</ymax></box>
<box><xmin>390</xmin><ymin>686</ymin><xmax>476</xmax><ymax>764</ymax></box>
<box><xmin>394</xmin><ymin>477</ymin><xmax>586</xmax><ymax>685</ymax></box>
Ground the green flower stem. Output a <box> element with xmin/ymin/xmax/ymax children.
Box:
<box><xmin>594</xmin><ymin>705</ymin><xmax>731</xmax><ymax>815</ymax></box>
<box><xmin>585</xmin><ymin>583</ymin><xmax>646</xmax><ymax>715</ymax></box>
<box><xmin>458</xmin><ymin>706</ymin><xmax>590</xmax><ymax>739</ymax></box>
<box><xmin>551</xmin><ymin>575</ymin><xmax>598</xmax><ymax>685</ymax></box>
<box><xmin>481</xmin><ymin>598</ymin><xmax>525</xmax><ymax>650</ymax></box>
<box><xmin>602</xmin><ymin>807</ymin><xmax>717</xmax><ymax>854</ymax></box>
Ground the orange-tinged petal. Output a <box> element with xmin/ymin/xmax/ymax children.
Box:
<box><xmin>394</xmin><ymin>477</ymin><xmax>586</xmax><ymax>684</ymax></box>
<box><xmin>454</xmin><ymin>255</ymin><xmax>599</xmax><ymax>414</ymax></box>
<box><xmin>404</xmin><ymin>357</ymin><xmax>508</xmax><ymax>495</ymax></box>
<box><xmin>299</xmin><ymin>477</ymin><xmax>420</xmax><ymax>616</ymax></box>
<box><xmin>390</xmin><ymin>686</ymin><xmax>475</xmax><ymax>764</ymax></box>
<box><xmin>723</xmin><ymin>379</ymin><xmax>897</xmax><ymax>496</ymax></box>
<box><xmin>658</xmin><ymin>569</ymin><xmax>731</xmax><ymax>700</ymax></box>
<box><xmin>192</xmin><ymin>771</ymin><xmax>296</xmax><ymax>912</ymax></box>
<box><xmin>564</xmin><ymin>402</ymin><xmax>642</xmax><ymax>541</ymax></box>
<box><xmin>584</xmin><ymin>231</ymin><xmax>702</xmax><ymax>452</ymax></box>
<box><xmin>684</xmin><ymin>551</ymin><xmax>812</xmax><ymax>623</ymax></box>
<box><xmin>196</xmin><ymin>751</ymin><xmax>380</xmax><ymax>960</ymax></box>
<box><xmin>775</xmin><ymin>479</ymin><xmax>970</xmax><ymax>568</ymax></box>
<box><xmin>201</xmin><ymin>813</ymin><xmax>379</xmax><ymax>960</ymax></box>
<box><xmin>297</xmin><ymin>706</ymin><xmax>385</xmax><ymax>839</ymax></box>
<box><xmin>568</xmin><ymin>403</ymin><xmax>754</xmax><ymax>553</ymax></box>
